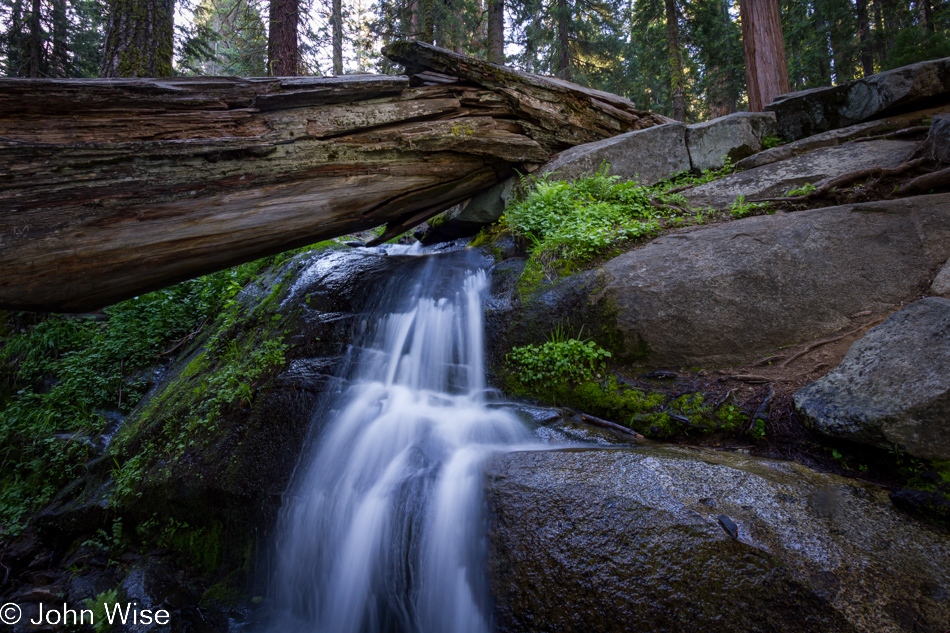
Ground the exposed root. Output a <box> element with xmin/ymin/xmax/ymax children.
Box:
<box><xmin>753</xmin><ymin>157</ymin><xmax>930</xmax><ymax>203</ymax></box>
<box><xmin>780</xmin><ymin>317</ymin><xmax>885</xmax><ymax>368</ymax></box>
<box><xmin>850</xmin><ymin>125</ymin><xmax>931</xmax><ymax>143</ymax></box>
<box><xmin>899</xmin><ymin>166</ymin><xmax>950</xmax><ymax>195</ymax></box>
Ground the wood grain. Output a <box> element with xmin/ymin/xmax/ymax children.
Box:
<box><xmin>0</xmin><ymin>42</ymin><xmax>667</xmax><ymax>312</ymax></box>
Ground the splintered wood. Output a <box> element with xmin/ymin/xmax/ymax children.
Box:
<box><xmin>0</xmin><ymin>42</ymin><xmax>669</xmax><ymax>312</ymax></box>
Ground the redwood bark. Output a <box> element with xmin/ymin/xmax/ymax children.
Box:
<box><xmin>487</xmin><ymin>0</ymin><xmax>504</xmax><ymax>64</ymax></box>
<box><xmin>100</xmin><ymin>0</ymin><xmax>174</xmax><ymax>77</ymax></box>
<box><xmin>739</xmin><ymin>0</ymin><xmax>790</xmax><ymax>112</ymax></box>
<box><xmin>665</xmin><ymin>0</ymin><xmax>685</xmax><ymax>121</ymax></box>
<box><xmin>268</xmin><ymin>0</ymin><xmax>299</xmax><ymax>76</ymax></box>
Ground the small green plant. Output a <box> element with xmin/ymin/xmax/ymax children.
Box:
<box><xmin>729</xmin><ymin>195</ymin><xmax>771</xmax><ymax>218</ymax></box>
<box><xmin>761</xmin><ymin>135</ymin><xmax>784</xmax><ymax>149</ymax></box>
<box><xmin>508</xmin><ymin>337</ymin><xmax>612</xmax><ymax>387</ymax></box>
<box><xmin>748</xmin><ymin>417</ymin><xmax>767</xmax><ymax>440</ymax></box>
<box><xmin>85</xmin><ymin>588</ymin><xmax>119</xmax><ymax>633</ymax></box>
<box><xmin>786</xmin><ymin>182</ymin><xmax>817</xmax><ymax>197</ymax></box>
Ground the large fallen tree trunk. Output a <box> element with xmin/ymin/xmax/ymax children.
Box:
<box><xmin>0</xmin><ymin>42</ymin><xmax>669</xmax><ymax>312</ymax></box>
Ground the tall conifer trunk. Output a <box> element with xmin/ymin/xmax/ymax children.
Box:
<box><xmin>856</xmin><ymin>0</ymin><xmax>874</xmax><ymax>77</ymax></box>
<box><xmin>332</xmin><ymin>0</ymin><xmax>343</xmax><ymax>74</ymax></box>
<box><xmin>100</xmin><ymin>0</ymin><xmax>174</xmax><ymax>77</ymax></box>
<box><xmin>487</xmin><ymin>0</ymin><xmax>504</xmax><ymax>64</ymax></box>
<box><xmin>664</xmin><ymin>0</ymin><xmax>685</xmax><ymax>121</ymax></box>
<box><xmin>268</xmin><ymin>0</ymin><xmax>299</xmax><ymax>75</ymax></box>
<box><xmin>28</xmin><ymin>0</ymin><xmax>41</xmax><ymax>77</ymax></box>
<box><xmin>738</xmin><ymin>0</ymin><xmax>790</xmax><ymax>111</ymax></box>
<box><xmin>556</xmin><ymin>0</ymin><xmax>570</xmax><ymax>79</ymax></box>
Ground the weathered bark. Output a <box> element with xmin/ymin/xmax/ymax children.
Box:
<box><xmin>0</xmin><ymin>42</ymin><xmax>670</xmax><ymax>312</ymax></box>
<box><xmin>332</xmin><ymin>0</ymin><xmax>343</xmax><ymax>75</ymax></box>
<box><xmin>487</xmin><ymin>0</ymin><xmax>504</xmax><ymax>64</ymax></box>
<box><xmin>267</xmin><ymin>0</ymin><xmax>299</xmax><ymax>76</ymax></box>
<box><xmin>100</xmin><ymin>0</ymin><xmax>174</xmax><ymax>78</ymax></box>
<box><xmin>664</xmin><ymin>0</ymin><xmax>685</xmax><ymax>121</ymax></box>
<box><xmin>739</xmin><ymin>0</ymin><xmax>790</xmax><ymax>112</ymax></box>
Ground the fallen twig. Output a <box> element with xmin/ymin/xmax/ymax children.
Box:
<box><xmin>579</xmin><ymin>413</ymin><xmax>645</xmax><ymax>438</ymax></box>
<box><xmin>724</xmin><ymin>374</ymin><xmax>771</xmax><ymax>383</ymax></box>
<box><xmin>780</xmin><ymin>317</ymin><xmax>885</xmax><ymax>368</ymax></box>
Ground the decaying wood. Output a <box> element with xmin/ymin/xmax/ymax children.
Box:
<box><xmin>0</xmin><ymin>42</ymin><xmax>669</xmax><ymax>312</ymax></box>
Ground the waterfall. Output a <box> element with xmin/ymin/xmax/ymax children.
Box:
<box><xmin>264</xmin><ymin>246</ymin><xmax>529</xmax><ymax>633</ymax></box>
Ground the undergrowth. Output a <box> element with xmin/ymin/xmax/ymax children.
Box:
<box><xmin>0</xmin><ymin>241</ymin><xmax>336</xmax><ymax>534</ymax></box>
<box><xmin>498</xmin><ymin>160</ymin><xmax>765</xmax><ymax>285</ymax></box>
<box><xmin>506</xmin><ymin>334</ymin><xmax>747</xmax><ymax>439</ymax></box>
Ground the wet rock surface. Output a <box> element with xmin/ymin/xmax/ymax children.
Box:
<box><xmin>795</xmin><ymin>297</ymin><xmax>950</xmax><ymax>460</ymax></box>
<box><xmin>766</xmin><ymin>56</ymin><xmax>950</xmax><ymax>141</ymax></box>
<box><xmin>486</xmin><ymin>446</ymin><xmax>950</xmax><ymax>633</ymax></box>
<box><xmin>596</xmin><ymin>195</ymin><xmax>950</xmax><ymax>366</ymax></box>
<box><xmin>684</xmin><ymin>139</ymin><xmax>916</xmax><ymax>209</ymax></box>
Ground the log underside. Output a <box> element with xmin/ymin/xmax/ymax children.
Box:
<box><xmin>0</xmin><ymin>42</ymin><xmax>669</xmax><ymax>312</ymax></box>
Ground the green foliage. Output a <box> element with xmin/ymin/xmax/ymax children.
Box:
<box><xmin>786</xmin><ymin>182</ymin><xmax>817</xmax><ymax>197</ymax></box>
<box><xmin>729</xmin><ymin>195</ymin><xmax>771</xmax><ymax>218</ymax></box>
<box><xmin>508</xmin><ymin>337</ymin><xmax>612</xmax><ymax>387</ymax></box>
<box><xmin>748</xmin><ymin>417</ymin><xmax>767</xmax><ymax>440</ymax></box>
<box><xmin>138</xmin><ymin>515</ymin><xmax>224</xmax><ymax>571</ymax></box>
<box><xmin>84</xmin><ymin>588</ymin><xmax>119</xmax><ymax>633</ymax></box>
<box><xmin>0</xmin><ymin>249</ymin><xmax>301</xmax><ymax>533</ymax></box>
<box><xmin>502</xmin><ymin>165</ymin><xmax>699</xmax><ymax>271</ymax></box>
<box><xmin>500</xmin><ymin>162</ymin><xmax>742</xmax><ymax>285</ymax></box>
<box><xmin>761</xmin><ymin>135</ymin><xmax>783</xmax><ymax>149</ymax></box>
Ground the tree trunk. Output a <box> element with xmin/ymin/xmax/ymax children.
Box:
<box><xmin>487</xmin><ymin>0</ymin><xmax>504</xmax><ymax>64</ymax></box>
<box><xmin>738</xmin><ymin>0</ymin><xmax>790</xmax><ymax>112</ymax></box>
<box><xmin>28</xmin><ymin>0</ymin><xmax>41</xmax><ymax>77</ymax></box>
<box><xmin>0</xmin><ymin>42</ymin><xmax>671</xmax><ymax>312</ymax></box>
<box><xmin>101</xmin><ymin>0</ymin><xmax>174</xmax><ymax>77</ymax></box>
<box><xmin>556</xmin><ymin>0</ymin><xmax>571</xmax><ymax>79</ymax></box>
<box><xmin>420</xmin><ymin>0</ymin><xmax>434</xmax><ymax>43</ymax></box>
<box><xmin>332</xmin><ymin>0</ymin><xmax>343</xmax><ymax>74</ymax></box>
<box><xmin>921</xmin><ymin>0</ymin><xmax>934</xmax><ymax>32</ymax></box>
<box><xmin>664</xmin><ymin>0</ymin><xmax>685</xmax><ymax>121</ymax></box>
<box><xmin>268</xmin><ymin>0</ymin><xmax>299</xmax><ymax>76</ymax></box>
<box><xmin>51</xmin><ymin>0</ymin><xmax>69</xmax><ymax>77</ymax></box>
<box><xmin>856</xmin><ymin>0</ymin><xmax>874</xmax><ymax>77</ymax></box>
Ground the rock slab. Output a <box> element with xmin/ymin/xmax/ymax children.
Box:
<box><xmin>596</xmin><ymin>195</ymin><xmax>950</xmax><ymax>366</ymax></box>
<box><xmin>486</xmin><ymin>446</ymin><xmax>950</xmax><ymax>633</ymax></box>
<box><xmin>539</xmin><ymin>122</ymin><xmax>690</xmax><ymax>185</ymax></box>
<box><xmin>766</xmin><ymin>56</ymin><xmax>950</xmax><ymax>141</ymax></box>
<box><xmin>686</xmin><ymin>111</ymin><xmax>776</xmax><ymax>171</ymax></box>
<box><xmin>685</xmin><ymin>139</ymin><xmax>916</xmax><ymax>209</ymax></box>
<box><xmin>794</xmin><ymin>297</ymin><xmax>950</xmax><ymax>461</ymax></box>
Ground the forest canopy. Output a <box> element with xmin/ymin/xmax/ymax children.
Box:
<box><xmin>0</xmin><ymin>0</ymin><xmax>948</xmax><ymax>121</ymax></box>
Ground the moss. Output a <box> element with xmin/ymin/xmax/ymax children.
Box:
<box><xmin>507</xmin><ymin>372</ymin><xmax>746</xmax><ymax>440</ymax></box>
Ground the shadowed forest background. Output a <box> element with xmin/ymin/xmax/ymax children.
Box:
<box><xmin>1</xmin><ymin>0</ymin><xmax>948</xmax><ymax>122</ymax></box>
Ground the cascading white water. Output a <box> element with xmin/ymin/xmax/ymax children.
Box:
<box><xmin>265</xmin><ymin>247</ymin><xmax>529</xmax><ymax>633</ymax></box>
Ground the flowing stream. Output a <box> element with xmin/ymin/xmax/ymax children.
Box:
<box><xmin>264</xmin><ymin>246</ymin><xmax>530</xmax><ymax>633</ymax></box>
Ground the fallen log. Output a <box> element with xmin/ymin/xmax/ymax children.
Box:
<box><xmin>0</xmin><ymin>42</ymin><xmax>669</xmax><ymax>312</ymax></box>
